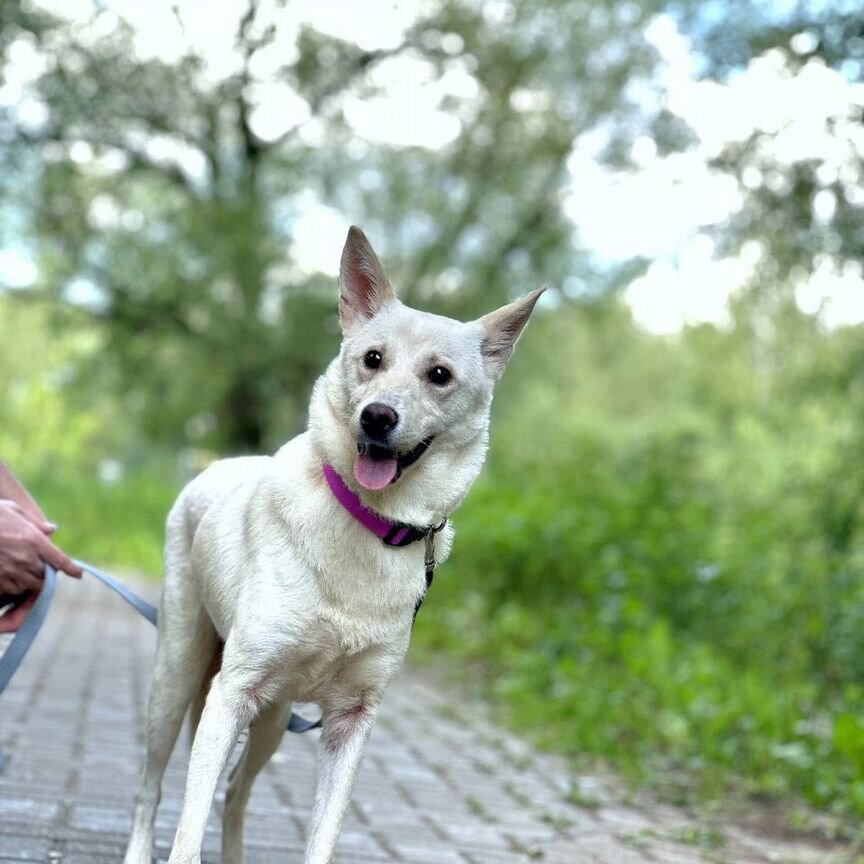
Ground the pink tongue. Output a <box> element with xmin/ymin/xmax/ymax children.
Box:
<box><xmin>354</xmin><ymin>453</ymin><xmax>399</xmax><ymax>490</ymax></box>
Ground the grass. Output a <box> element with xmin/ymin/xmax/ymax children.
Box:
<box><xmin>24</xmin><ymin>466</ymin><xmax>179</xmax><ymax>576</ymax></box>
<box><xmin>671</xmin><ymin>825</ymin><xmax>726</xmax><ymax>849</ymax></box>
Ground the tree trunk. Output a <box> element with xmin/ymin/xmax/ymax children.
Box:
<box><xmin>224</xmin><ymin>376</ymin><xmax>266</xmax><ymax>453</ymax></box>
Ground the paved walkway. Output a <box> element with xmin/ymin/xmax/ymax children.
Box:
<box><xmin>0</xmin><ymin>575</ymin><xmax>855</xmax><ymax>863</ymax></box>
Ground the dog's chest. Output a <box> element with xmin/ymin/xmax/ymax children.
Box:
<box><xmin>305</xmin><ymin>536</ymin><xmax>423</xmax><ymax>652</ymax></box>
<box><xmin>189</xmin><ymin>450</ymin><xmax>428</xmax><ymax>668</ymax></box>
<box><xmin>227</xmin><ymin>548</ymin><xmax>417</xmax><ymax>705</ymax></box>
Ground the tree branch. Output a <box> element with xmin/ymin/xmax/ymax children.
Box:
<box><xmin>235</xmin><ymin>0</ymin><xmax>270</xmax><ymax>169</ymax></box>
<box><xmin>473</xmin><ymin>165</ymin><xmax>563</xmax><ymax>292</ymax></box>
<box><xmin>15</xmin><ymin>125</ymin><xmax>199</xmax><ymax>198</ymax></box>
<box><xmin>260</xmin><ymin>40</ymin><xmax>413</xmax><ymax>154</ymax></box>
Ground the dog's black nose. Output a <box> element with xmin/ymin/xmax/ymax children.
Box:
<box><xmin>361</xmin><ymin>403</ymin><xmax>399</xmax><ymax>439</ymax></box>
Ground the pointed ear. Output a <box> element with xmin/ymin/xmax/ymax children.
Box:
<box><xmin>339</xmin><ymin>226</ymin><xmax>395</xmax><ymax>333</ymax></box>
<box><xmin>477</xmin><ymin>287</ymin><xmax>546</xmax><ymax>379</ymax></box>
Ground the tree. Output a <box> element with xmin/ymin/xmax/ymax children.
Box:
<box><xmin>691</xmin><ymin>1</ymin><xmax>863</xmax><ymax>289</ymax></box>
<box><xmin>1</xmin><ymin>0</ymin><xmax>676</xmax><ymax>451</ymax></box>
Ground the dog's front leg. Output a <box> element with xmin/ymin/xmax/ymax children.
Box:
<box><xmin>304</xmin><ymin>697</ymin><xmax>378</xmax><ymax>864</ymax></box>
<box><xmin>168</xmin><ymin>671</ymin><xmax>256</xmax><ymax>864</ymax></box>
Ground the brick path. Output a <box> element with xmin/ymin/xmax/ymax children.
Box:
<box><xmin>0</xmin><ymin>575</ymin><xmax>854</xmax><ymax>863</ymax></box>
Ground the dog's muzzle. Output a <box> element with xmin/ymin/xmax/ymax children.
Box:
<box><xmin>354</xmin><ymin>436</ymin><xmax>434</xmax><ymax>490</ymax></box>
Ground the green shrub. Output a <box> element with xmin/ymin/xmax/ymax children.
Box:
<box><xmin>24</xmin><ymin>466</ymin><xmax>178</xmax><ymax>576</ymax></box>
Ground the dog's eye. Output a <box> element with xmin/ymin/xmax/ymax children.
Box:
<box><xmin>364</xmin><ymin>350</ymin><xmax>382</xmax><ymax>370</ymax></box>
<box><xmin>428</xmin><ymin>366</ymin><xmax>452</xmax><ymax>386</ymax></box>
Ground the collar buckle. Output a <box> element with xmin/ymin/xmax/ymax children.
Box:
<box><xmin>381</xmin><ymin>518</ymin><xmax>447</xmax><ymax>548</ymax></box>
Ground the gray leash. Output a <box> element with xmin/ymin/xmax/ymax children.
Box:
<box><xmin>0</xmin><ymin>560</ymin><xmax>321</xmax><ymax>734</ymax></box>
<box><xmin>0</xmin><ymin>564</ymin><xmax>59</xmax><ymax>695</ymax></box>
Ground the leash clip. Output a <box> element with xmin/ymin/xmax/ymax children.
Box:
<box><xmin>424</xmin><ymin>519</ymin><xmax>448</xmax><ymax>583</ymax></box>
<box><xmin>413</xmin><ymin>519</ymin><xmax>446</xmax><ymax>625</ymax></box>
<box><xmin>424</xmin><ymin>533</ymin><xmax>436</xmax><ymax>581</ymax></box>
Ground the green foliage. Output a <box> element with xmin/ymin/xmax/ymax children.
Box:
<box><xmin>413</xmin><ymin>299</ymin><xmax>864</xmax><ymax>822</ymax></box>
<box><xmin>0</xmin><ymin>296</ymin><xmax>179</xmax><ymax>572</ymax></box>
<box><xmin>24</xmin><ymin>467</ymin><xmax>177</xmax><ymax>575</ymax></box>
<box><xmin>0</xmin><ymin>296</ymin><xmax>115</xmax><ymax>470</ymax></box>
<box><xmin>0</xmin><ymin>0</ymin><xmax>675</xmax><ymax>451</ymax></box>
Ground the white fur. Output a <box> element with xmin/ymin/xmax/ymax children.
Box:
<box><xmin>123</xmin><ymin>227</ymin><xmax>543</xmax><ymax>864</ymax></box>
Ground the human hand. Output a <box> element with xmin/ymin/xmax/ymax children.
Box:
<box><xmin>0</xmin><ymin>499</ymin><xmax>81</xmax><ymax>598</ymax></box>
<box><xmin>0</xmin><ymin>465</ymin><xmax>82</xmax><ymax>633</ymax></box>
<box><xmin>0</xmin><ymin>591</ymin><xmax>38</xmax><ymax>634</ymax></box>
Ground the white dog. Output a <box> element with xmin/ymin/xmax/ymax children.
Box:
<box><xmin>123</xmin><ymin>226</ymin><xmax>544</xmax><ymax>864</ymax></box>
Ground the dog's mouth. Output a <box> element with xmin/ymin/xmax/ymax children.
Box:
<box><xmin>354</xmin><ymin>437</ymin><xmax>434</xmax><ymax>490</ymax></box>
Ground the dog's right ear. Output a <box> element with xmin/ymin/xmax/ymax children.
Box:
<box><xmin>339</xmin><ymin>226</ymin><xmax>395</xmax><ymax>333</ymax></box>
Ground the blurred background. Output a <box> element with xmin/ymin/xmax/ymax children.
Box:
<box><xmin>1</xmin><ymin>0</ymin><xmax>863</xmax><ymax>831</ymax></box>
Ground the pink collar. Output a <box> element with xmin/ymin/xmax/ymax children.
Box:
<box><xmin>322</xmin><ymin>463</ymin><xmax>442</xmax><ymax>547</ymax></box>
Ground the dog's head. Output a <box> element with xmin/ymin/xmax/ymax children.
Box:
<box><xmin>310</xmin><ymin>226</ymin><xmax>543</xmax><ymax>523</ymax></box>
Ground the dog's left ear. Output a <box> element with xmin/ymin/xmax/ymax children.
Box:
<box><xmin>339</xmin><ymin>226</ymin><xmax>396</xmax><ymax>333</ymax></box>
<box><xmin>477</xmin><ymin>287</ymin><xmax>546</xmax><ymax>380</ymax></box>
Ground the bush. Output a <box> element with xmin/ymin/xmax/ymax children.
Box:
<box><xmin>414</xmin><ymin>305</ymin><xmax>864</xmax><ymax>821</ymax></box>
